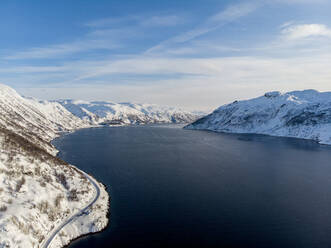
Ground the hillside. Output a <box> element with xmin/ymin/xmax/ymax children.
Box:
<box><xmin>185</xmin><ymin>90</ymin><xmax>331</xmax><ymax>145</ymax></box>
<box><xmin>0</xmin><ymin>84</ymin><xmax>89</xmax><ymax>155</ymax></box>
<box><xmin>0</xmin><ymin>84</ymin><xmax>109</xmax><ymax>248</ymax></box>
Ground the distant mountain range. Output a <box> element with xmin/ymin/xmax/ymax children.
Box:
<box><xmin>54</xmin><ymin>99</ymin><xmax>200</xmax><ymax>125</ymax></box>
<box><xmin>0</xmin><ymin>83</ymin><xmax>200</xmax><ymax>155</ymax></box>
<box><xmin>186</xmin><ymin>90</ymin><xmax>331</xmax><ymax>145</ymax></box>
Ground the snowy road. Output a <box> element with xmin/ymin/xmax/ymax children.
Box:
<box><xmin>40</xmin><ymin>172</ymin><xmax>101</xmax><ymax>248</ymax></box>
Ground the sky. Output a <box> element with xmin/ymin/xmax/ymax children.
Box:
<box><xmin>1</xmin><ymin>0</ymin><xmax>331</xmax><ymax>111</ymax></box>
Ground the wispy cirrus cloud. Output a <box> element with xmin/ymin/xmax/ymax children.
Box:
<box><xmin>85</xmin><ymin>14</ymin><xmax>186</xmax><ymax>28</ymax></box>
<box><xmin>3</xmin><ymin>13</ymin><xmax>187</xmax><ymax>61</ymax></box>
<box><xmin>85</xmin><ymin>16</ymin><xmax>140</xmax><ymax>28</ymax></box>
<box><xmin>146</xmin><ymin>2</ymin><xmax>260</xmax><ymax>53</ymax></box>
<box><xmin>140</xmin><ymin>15</ymin><xmax>185</xmax><ymax>27</ymax></box>
<box><xmin>2</xmin><ymin>2</ymin><xmax>260</xmax><ymax>61</ymax></box>
<box><xmin>272</xmin><ymin>0</ymin><xmax>328</xmax><ymax>4</ymax></box>
<box><xmin>209</xmin><ymin>2</ymin><xmax>260</xmax><ymax>23</ymax></box>
<box><xmin>174</xmin><ymin>2</ymin><xmax>260</xmax><ymax>43</ymax></box>
<box><xmin>4</xmin><ymin>39</ymin><xmax>119</xmax><ymax>60</ymax></box>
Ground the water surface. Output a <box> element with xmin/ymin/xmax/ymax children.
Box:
<box><xmin>53</xmin><ymin>125</ymin><xmax>331</xmax><ymax>248</ymax></box>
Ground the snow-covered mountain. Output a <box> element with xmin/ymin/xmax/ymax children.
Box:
<box><xmin>56</xmin><ymin>99</ymin><xmax>199</xmax><ymax>125</ymax></box>
<box><xmin>185</xmin><ymin>90</ymin><xmax>331</xmax><ymax>145</ymax></box>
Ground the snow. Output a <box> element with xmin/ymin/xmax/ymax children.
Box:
<box><xmin>0</xmin><ymin>83</ymin><xmax>92</xmax><ymax>155</ymax></box>
<box><xmin>0</xmin><ymin>129</ymin><xmax>108</xmax><ymax>248</ymax></box>
<box><xmin>0</xmin><ymin>84</ymin><xmax>109</xmax><ymax>248</ymax></box>
<box><xmin>48</xmin><ymin>181</ymin><xmax>109</xmax><ymax>248</ymax></box>
<box><xmin>185</xmin><ymin>89</ymin><xmax>331</xmax><ymax>145</ymax></box>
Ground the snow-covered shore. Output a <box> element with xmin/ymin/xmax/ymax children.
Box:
<box><xmin>0</xmin><ymin>84</ymin><xmax>109</xmax><ymax>248</ymax></box>
<box><xmin>44</xmin><ymin>172</ymin><xmax>109</xmax><ymax>248</ymax></box>
<box><xmin>0</xmin><ymin>127</ymin><xmax>110</xmax><ymax>248</ymax></box>
<box><xmin>44</xmin><ymin>135</ymin><xmax>110</xmax><ymax>248</ymax></box>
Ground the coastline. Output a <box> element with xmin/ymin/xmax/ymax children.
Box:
<box><xmin>60</xmin><ymin>182</ymin><xmax>111</xmax><ymax>248</ymax></box>
<box><xmin>45</xmin><ymin>123</ymin><xmax>189</xmax><ymax>248</ymax></box>
<box><xmin>184</xmin><ymin>125</ymin><xmax>331</xmax><ymax>146</ymax></box>
<box><xmin>42</xmin><ymin>128</ymin><xmax>110</xmax><ymax>248</ymax></box>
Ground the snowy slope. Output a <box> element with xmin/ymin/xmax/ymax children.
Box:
<box><xmin>0</xmin><ymin>128</ymin><xmax>108</xmax><ymax>248</ymax></box>
<box><xmin>0</xmin><ymin>84</ymin><xmax>109</xmax><ymax>248</ymax></box>
<box><xmin>56</xmin><ymin>99</ymin><xmax>199</xmax><ymax>125</ymax></box>
<box><xmin>24</xmin><ymin>97</ymin><xmax>90</xmax><ymax>133</ymax></box>
<box><xmin>0</xmin><ymin>84</ymin><xmax>89</xmax><ymax>155</ymax></box>
<box><xmin>185</xmin><ymin>90</ymin><xmax>331</xmax><ymax>145</ymax></box>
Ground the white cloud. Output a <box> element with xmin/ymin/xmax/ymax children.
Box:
<box><xmin>261</xmin><ymin>23</ymin><xmax>331</xmax><ymax>54</ymax></box>
<box><xmin>281</xmin><ymin>24</ymin><xmax>331</xmax><ymax>40</ymax></box>
<box><xmin>13</xmin><ymin>53</ymin><xmax>331</xmax><ymax>111</ymax></box>
<box><xmin>4</xmin><ymin>50</ymin><xmax>331</xmax><ymax>111</ymax></box>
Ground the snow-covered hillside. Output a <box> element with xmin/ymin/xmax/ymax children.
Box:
<box><xmin>185</xmin><ymin>90</ymin><xmax>331</xmax><ymax>145</ymax></box>
<box><xmin>0</xmin><ymin>128</ymin><xmax>108</xmax><ymax>248</ymax></box>
<box><xmin>0</xmin><ymin>84</ymin><xmax>89</xmax><ymax>155</ymax></box>
<box><xmin>0</xmin><ymin>84</ymin><xmax>109</xmax><ymax>248</ymax></box>
<box><xmin>56</xmin><ymin>99</ymin><xmax>199</xmax><ymax>125</ymax></box>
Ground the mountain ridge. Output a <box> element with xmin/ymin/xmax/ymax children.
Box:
<box><xmin>54</xmin><ymin>99</ymin><xmax>200</xmax><ymax>125</ymax></box>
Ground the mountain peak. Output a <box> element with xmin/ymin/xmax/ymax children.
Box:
<box><xmin>264</xmin><ymin>91</ymin><xmax>281</xmax><ymax>98</ymax></box>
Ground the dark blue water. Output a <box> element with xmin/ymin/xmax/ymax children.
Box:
<box><xmin>53</xmin><ymin>125</ymin><xmax>331</xmax><ymax>248</ymax></box>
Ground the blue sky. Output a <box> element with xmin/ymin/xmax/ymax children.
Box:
<box><xmin>1</xmin><ymin>0</ymin><xmax>331</xmax><ymax>111</ymax></box>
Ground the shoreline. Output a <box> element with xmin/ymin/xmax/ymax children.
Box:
<box><xmin>184</xmin><ymin>125</ymin><xmax>331</xmax><ymax>146</ymax></box>
<box><xmin>47</xmin><ymin>123</ymin><xmax>189</xmax><ymax>248</ymax></box>
<box><xmin>43</xmin><ymin>128</ymin><xmax>111</xmax><ymax>248</ymax></box>
<box><xmin>60</xmin><ymin>182</ymin><xmax>111</xmax><ymax>248</ymax></box>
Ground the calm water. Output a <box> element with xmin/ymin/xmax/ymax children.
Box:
<box><xmin>53</xmin><ymin>125</ymin><xmax>331</xmax><ymax>248</ymax></box>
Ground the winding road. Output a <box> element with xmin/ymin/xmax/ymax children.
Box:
<box><xmin>40</xmin><ymin>172</ymin><xmax>101</xmax><ymax>248</ymax></box>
